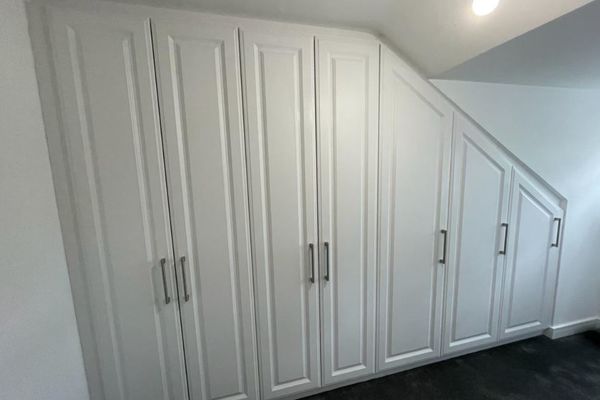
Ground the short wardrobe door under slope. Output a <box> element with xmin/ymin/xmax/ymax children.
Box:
<box><xmin>500</xmin><ymin>170</ymin><xmax>563</xmax><ymax>340</ymax></box>
<box><xmin>377</xmin><ymin>48</ymin><xmax>452</xmax><ymax>371</ymax></box>
<box><xmin>47</xmin><ymin>7</ymin><xmax>187</xmax><ymax>400</ymax></box>
<box><xmin>153</xmin><ymin>15</ymin><xmax>259</xmax><ymax>400</ymax></box>
<box><xmin>240</xmin><ymin>27</ymin><xmax>321</xmax><ymax>399</ymax></box>
<box><xmin>443</xmin><ymin>117</ymin><xmax>512</xmax><ymax>354</ymax></box>
<box><xmin>317</xmin><ymin>37</ymin><xmax>379</xmax><ymax>385</ymax></box>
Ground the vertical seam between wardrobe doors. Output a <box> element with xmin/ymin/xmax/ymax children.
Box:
<box><xmin>148</xmin><ymin>19</ymin><xmax>192</xmax><ymax>400</ymax></box>
<box><xmin>236</xmin><ymin>26</ymin><xmax>263</xmax><ymax>400</ymax></box>
<box><xmin>313</xmin><ymin>35</ymin><xmax>325</xmax><ymax>388</ymax></box>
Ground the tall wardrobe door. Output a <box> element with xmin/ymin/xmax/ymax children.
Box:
<box><xmin>499</xmin><ymin>169</ymin><xmax>563</xmax><ymax>339</ymax></box>
<box><xmin>317</xmin><ymin>37</ymin><xmax>379</xmax><ymax>384</ymax></box>
<box><xmin>240</xmin><ymin>27</ymin><xmax>321</xmax><ymax>399</ymax></box>
<box><xmin>377</xmin><ymin>48</ymin><xmax>452</xmax><ymax>371</ymax></box>
<box><xmin>47</xmin><ymin>6</ymin><xmax>187</xmax><ymax>400</ymax></box>
<box><xmin>153</xmin><ymin>15</ymin><xmax>259</xmax><ymax>400</ymax></box>
<box><xmin>443</xmin><ymin>117</ymin><xmax>512</xmax><ymax>355</ymax></box>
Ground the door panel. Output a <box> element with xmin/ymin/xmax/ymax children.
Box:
<box><xmin>500</xmin><ymin>170</ymin><xmax>563</xmax><ymax>339</ymax></box>
<box><xmin>443</xmin><ymin>117</ymin><xmax>511</xmax><ymax>354</ymax></box>
<box><xmin>48</xmin><ymin>7</ymin><xmax>187</xmax><ymax>400</ymax></box>
<box><xmin>317</xmin><ymin>37</ymin><xmax>379</xmax><ymax>384</ymax></box>
<box><xmin>241</xmin><ymin>27</ymin><xmax>320</xmax><ymax>399</ymax></box>
<box><xmin>377</xmin><ymin>48</ymin><xmax>452</xmax><ymax>371</ymax></box>
<box><xmin>153</xmin><ymin>16</ymin><xmax>259</xmax><ymax>400</ymax></box>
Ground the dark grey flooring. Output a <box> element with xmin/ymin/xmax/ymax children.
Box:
<box><xmin>304</xmin><ymin>331</ymin><xmax>600</xmax><ymax>400</ymax></box>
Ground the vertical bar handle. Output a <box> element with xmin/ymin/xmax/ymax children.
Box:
<box><xmin>324</xmin><ymin>242</ymin><xmax>330</xmax><ymax>281</ymax></box>
<box><xmin>160</xmin><ymin>258</ymin><xmax>171</xmax><ymax>304</ymax></box>
<box><xmin>552</xmin><ymin>218</ymin><xmax>562</xmax><ymax>247</ymax></box>
<box><xmin>180</xmin><ymin>256</ymin><xmax>190</xmax><ymax>302</ymax></box>
<box><xmin>439</xmin><ymin>230</ymin><xmax>448</xmax><ymax>264</ymax></box>
<box><xmin>308</xmin><ymin>243</ymin><xmax>315</xmax><ymax>283</ymax></box>
<box><xmin>499</xmin><ymin>223</ymin><xmax>509</xmax><ymax>255</ymax></box>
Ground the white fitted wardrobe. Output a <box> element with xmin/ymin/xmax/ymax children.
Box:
<box><xmin>35</xmin><ymin>2</ymin><xmax>566</xmax><ymax>400</ymax></box>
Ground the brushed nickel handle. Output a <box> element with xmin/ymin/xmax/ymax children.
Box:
<box><xmin>180</xmin><ymin>256</ymin><xmax>190</xmax><ymax>302</ymax></box>
<box><xmin>160</xmin><ymin>258</ymin><xmax>171</xmax><ymax>304</ymax></box>
<box><xmin>552</xmin><ymin>218</ymin><xmax>562</xmax><ymax>247</ymax></box>
<box><xmin>439</xmin><ymin>230</ymin><xmax>448</xmax><ymax>264</ymax></box>
<box><xmin>324</xmin><ymin>242</ymin><xmax>330</xmax><ymax>281</ymax></box>
<box><xmin>499</xmin><ymin>223</ymin><xmax>509</xmax><ymax>255</ymax></box>
<box><xmin>308</xmin><ymin>243</ymin><xmax>315</xmax><ymax>283</ymax></box>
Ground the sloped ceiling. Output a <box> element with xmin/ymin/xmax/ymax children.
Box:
<box><xmin>104</xmin><ymin>0</ymin><xmax>592</xmax><ymax>75</ymax></box>
<box><xmin>435</xmin><ymin>0</ymin><xmax>600</xmax><ymax>88</ymax></box>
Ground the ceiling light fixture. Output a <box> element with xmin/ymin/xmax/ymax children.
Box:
<box><xmin>472</xmin><ymin>0</ymin><xmax>499</xmax><ymax>16</ymax></box>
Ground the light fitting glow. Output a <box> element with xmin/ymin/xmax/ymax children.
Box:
<box><xmin>472</xmin><ymin>0</ymin><xmax>500</xmax><ymax>16</ymax></box>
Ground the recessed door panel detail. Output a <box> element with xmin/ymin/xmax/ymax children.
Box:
<box><xmin>153</xmin><ymin>17</ymin><xmax>259</xmax><ymax>400</ymax></box>
<box><xmin>377</xmin><ymin>48</ymin><xmax>451</xmax><ymax>371</ymax></box>
<box><xmin>443</xmin><ymin>118</ymin><xmax>511</xmax><ymax>354</ymax></box>
<box><xmin>318</xmin><ymin>38</ymin><xmax>379</xmax><ymax>384</ymax></box>
<box><xmin>44</xmin><ymin>5</ymin><xmax>567</xmax><ymax>399</ymax></box>
<box><xmin>241</xmin><ymin>29</ymin><xmax>320</xmax><ymax>399</ymax></box>
<box><xmin>500</xmin><ymin>170</ymin><xmax>563</xmax><ymax>339</ymax></box>
<box><xmin>48</xmin><ymin>7</ymin><xmax>187</xmax><ymax>400</ymax></box>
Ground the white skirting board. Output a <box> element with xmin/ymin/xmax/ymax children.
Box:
<box><xmin>544</xmin><ymin>317</ymin><xmax>600</xmax><ymax>339</ymax></box>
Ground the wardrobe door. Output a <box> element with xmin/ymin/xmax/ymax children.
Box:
<box><xmin>317</xmin><ymin>37</ymin><xmax>379</xmax><ymax>384</ymax></box>
<box><xmin>377</xmin><ymin>48</ymin><xmax>452</xmax><ymax>371</ymax></box>
<box><xmin>443</xmin><ymin>117</ymin><xmax>511</xmax><ymax>355</ymax></box>
<box><xmin>47</xmin><ymin>6</ymin><xmax>187</xmax><ymax>400</ymax></box>
<box><xmin>241</xmin><ymin>27</ymin><xmax>321</xmax><ymax>399</ymax></box>
<box><xmin>499</xmin><ymin>169</ymin><xmax>563</xmax><ymax>339</ymax></box>
<box><xmin>153</xmin><ymin>15</ymin><xmax>259</xmax><ymax>400</ymax></box>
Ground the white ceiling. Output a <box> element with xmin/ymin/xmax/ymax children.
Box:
<box><xmin>435</xmin><ymin>0</ymin><xmax>600</xmax><ymax>88</ymax></box>
<box><xmin>103</xmin><ymin>0</ymin><xmax>593</xmax><ymax>76</ymax></box>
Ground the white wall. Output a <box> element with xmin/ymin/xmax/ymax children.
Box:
<box><xmin>432</xmin><ymin>79</ymin><xmax>600</xmax><ymax>326</ymax></box>
<box><xmin>0</xmin><ymin>0</ymin><xmax>89</xmax><ymax>399</ymax></box>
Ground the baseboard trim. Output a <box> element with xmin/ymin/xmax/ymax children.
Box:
<box><xmin>544</xmin><ymin>317</ymin><xmax>600</xmax><ymax>339</ymax></box>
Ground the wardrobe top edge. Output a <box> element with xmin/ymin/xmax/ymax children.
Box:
<box><xmin>30</xmin><ymin>0</ymin><xmax>380</xmax><ymax>43</ymax></box>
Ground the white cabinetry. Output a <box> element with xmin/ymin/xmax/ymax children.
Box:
<box><xmin>38</xmin><ymin>4</ymin><xmax>566</xmax><ymax>400</ymax></box>
<box><xmin>153</xmin><ymin>14</ymin><xmax>259</xmax><ymax>400</ymax></box>
<box><xmin>317</xmin><ymin>37</ymin><xmax>380</xmax><ymax>385</ymax></box>
<box><xmin>499</xmin><ymin>169</ymin><xmax>563</xmax><ymax>339</ymax></box>
<box><xmin>240</xmin><ymin>26</ymin><xmax>322</xmax><ymax>399</ymax></box>
<box><xmin>443</xmin><ymin>117</ymin><xmax>512</xmax><ymax>354</ymax></box>
<box><xmin>47</xmin><ymin>6</ymin><xmax>188</xmax><ymax>399</ymax></box>
<box><xmin>376</xmin><ymin>47</ymin><xmax>452</xmax><ymax>370</ymax></box>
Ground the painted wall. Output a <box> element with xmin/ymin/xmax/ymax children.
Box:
<box><xmin>432</xmin><ymin>79</ymin><xmax>600</xmax><ymax>326</ymax></box>
<box><xmin>0</xmin><ymin>0</ymin><xmax>89</xmax><ymax>399</ymax></box>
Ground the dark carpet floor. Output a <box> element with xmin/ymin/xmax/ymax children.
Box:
<box><xmin>304</xmin><ymin>331</ymin><xmax>600</xmax><ymax>400</ymax></box>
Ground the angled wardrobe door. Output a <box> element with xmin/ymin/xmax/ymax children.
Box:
<box><xmin>47</xmin><ymin>6</ymin><xmax>187</xmax><ymax>400</ymax></box>
<box><xmin>377</xmin><ymin>47</ymin><xmax>452</xmax><ymax>371</ymax></box>
<box><xmin>152</xmin><ymin>14</ymin><xmax>259</xmax><ymax>400</ymax></box>
<box><xmin>240</xmin><ymin>26</ymin><xmax>321</xmax><ymax>399</ymax></box>
<box><xmin>317</xmin><ymin>36</ymin><xmax>379</xmax><ymax>384</ymax></box>
<box><xmin>443</xmin><ymin>117</ymin><xmax>511</xmax><ymax>355</ymax></box>
<box><xmin>499</xmin><ymin>169</ymin><xmax>563</xmax><ymax>339</ymax></box>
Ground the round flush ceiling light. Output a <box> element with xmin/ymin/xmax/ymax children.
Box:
<box><xmin>472</xmin><ymin>0</ymin><xmax>500</xmax><ymax>16</ymax></box>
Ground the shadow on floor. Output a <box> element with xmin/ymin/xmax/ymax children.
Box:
<box><xmin>304</xmin><ymin>331</ymin><xmax>600</xmax><ymax>400</ymax></box>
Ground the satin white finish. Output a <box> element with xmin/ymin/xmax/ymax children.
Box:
<box><xmin>443</xmin><ymin>116</ymin><xmax>512</xmax><ymax>354</ymax></box>
<box><xmin>47</xmin><ymin>6</ymin><xmax>187</xmax><ymax>399</ymax></box>
<box><xmin>36</xmin><ymin>3</ymin><xmax>569</xmax><ymax>399</ymax></box>
<box><xmin>240</xmin><ymin>26</ymin><xmax>321</xmax><ymax>399</ymax></box>
<box><xmin>377</xmin><ymin>47</ymin><xmax>452</xmax><ymax>370</ymax></box>
<box><xmin>431</xmin><ymin>80</ymin><xmax>594</xmax><ymax>327</ymax></box>
<box><xmin>317</xmin><ymin>37</ymin><xmax>379</xmax><ymax>384</ymax></box>
<box><xmin>153</xmin><ymin>14</ymin><xmax>259</xmax><ymax>400</ymax></box>
<box><xmin>500</xmin><ymin>169</ymin><xmax>563</xmax><ymax>339</ymax></box>
<box><xmin>104</xmin><ymin>0</ymin><xmax>592</xmax><ymax>77</ymax></box>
